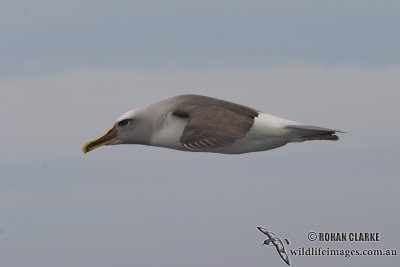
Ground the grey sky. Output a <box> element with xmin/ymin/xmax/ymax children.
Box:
<box><xmin>1</xmin><ymin>1</ymin><xmax>399</xmax><ymax>267</ymax></box>
<box><xmin>2</xmin><ymin>0</ymin><xmax>400</xmax><ymax>76</ymax></box>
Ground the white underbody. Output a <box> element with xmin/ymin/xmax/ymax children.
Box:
<box><xmin>150</xmin><ymin>113</ymin><xmax>301</xmax><ymax>154</ymax></box>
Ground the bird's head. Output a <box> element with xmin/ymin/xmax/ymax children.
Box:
<box><xmin>82</xmin><ymin>109</ymin><xmax>148</xmax><ymax>153</ymax></box>
<box><xmin>263</xmin><ymin>239</ymin><xmax>272</xmax><ymax>245</ymax></box>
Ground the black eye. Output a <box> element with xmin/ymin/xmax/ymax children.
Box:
<box><xmin>118</xmin><ymin>119</ymin><xmax>132</xmax><ymax>127</ymax></box>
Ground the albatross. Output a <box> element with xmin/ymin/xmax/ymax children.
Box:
<box><xmin>257</xmin><ymin>226</ymin><xmax>291</xmax><ymax>266</ymax></box>
<box><xmin>82</xmin><ymin>94</ymin><xmax>342</xmax><ymax>154</ymax></box>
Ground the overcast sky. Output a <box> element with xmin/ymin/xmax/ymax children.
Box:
<box><xmin>2</xmin><ymin>0</ymin><xmax>400</xmax><ymax>77</ymax></box>
<box><xmin>0</xmin><ymin>1</ymin><xmax>399</xmax><ymax>267</ymax></box>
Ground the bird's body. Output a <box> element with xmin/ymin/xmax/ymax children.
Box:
<box><xmin>83</xmin><ymin>94</ymin><xmax>341</xmax><ymax>154</ymax></box>
<box><xmin>257</xmin><ymin>227</ymin><xmax>291</xmax><ymax>266</ymax></box>
<box><xmin>149</xmin><ymin>112</ymin><xmax>296</xmax><ymax>154</ymax></box>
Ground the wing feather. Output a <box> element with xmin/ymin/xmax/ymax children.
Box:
<box><xmin>172</xmin><ymin>95</ymin><xmax>258</xmax><ymax>150</ymax></box>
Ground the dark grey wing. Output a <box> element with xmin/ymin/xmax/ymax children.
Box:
<box><xmin>267</xmin><ymin>231</ymin><xmax>279</xmax><ymax>241</ymax></box>
<box><xmin>278</xmin><ymin>249</ymin><xmax>291</xmax><ymax>266</ymax></box>
<box><xmin>272</xmin><ymin>237</ymin><xmax>290</xmax><ymax>266</ymax></box>
<box><xmin>257</xmin><ymin>227</ymin><xmax>272</xmax><ymax>238</ymax></box>
<box><xmin>173</xmin><ymin>96</ymin><xmax>258</xmax><ymax>150</ymax></box>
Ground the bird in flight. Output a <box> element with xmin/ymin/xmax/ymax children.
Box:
<box><xmin>83</xmin><ymin>94</ymin><xmax>342</xmax><ymax>154</ymax></box>
<box><xmin>257</xmin><ymin>226</ymin><xmax>291</xmax><ymax>266</ymax></box>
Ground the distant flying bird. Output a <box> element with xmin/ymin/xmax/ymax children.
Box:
<box><xmin>83</xmin><ymin>94</ymin><xmax>342</xmax><ymax>154</ymax></box>
<box><xmin>257</xmin><ymin>226</ymin><xmax>290</xmax><ymax>266</ymax></box>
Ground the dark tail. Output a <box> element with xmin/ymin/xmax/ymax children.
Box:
<box><xmin>286</xmin><ymin>125</ymin><xmax>344</xmax><ymax>142</ymax></box>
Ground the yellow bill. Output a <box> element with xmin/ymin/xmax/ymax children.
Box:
<box><xmin>82</xmin><ymin>124</ymin><xmax>118</xmax><ymax>153</ymax></box>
